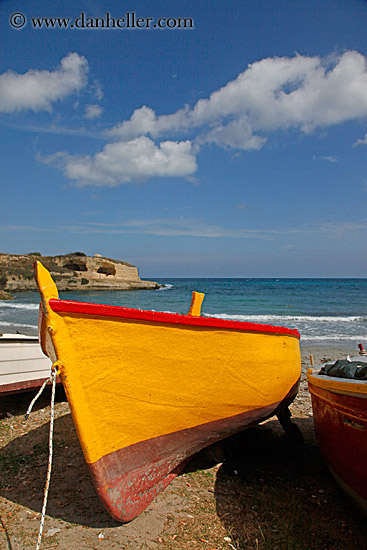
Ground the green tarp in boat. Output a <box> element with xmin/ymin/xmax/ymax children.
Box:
<box><xmin>319</xmin><ymin>359</ymin><xmax>367</xmax><ymax>380</ymax></box>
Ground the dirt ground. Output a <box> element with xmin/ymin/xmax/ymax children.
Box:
<box><xmin>1</xmin><ymin>345</ymin><xmax>367</xmax><ymax>550</ymax></box>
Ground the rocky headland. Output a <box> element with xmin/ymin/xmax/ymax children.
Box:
<box><xmin>0</xmin><ymin>252</ymin><xmax>160</xmax><ymax>294</ymax></box>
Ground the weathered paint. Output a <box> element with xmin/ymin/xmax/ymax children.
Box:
<box><xmin>89</xmin><ymin>383</ymin><xmax>298</xmax><ymax>521</ymax></box>
<box><xmin>0</xmin><ymin>376</ymin><xmax>59</xmax><ymax>396</ymax></box>
<box><xmin>308</xmin><ymin>370</ymin><xmax>367</xmax><ymax>516</ymax></box>
<box><xmin>34</xmin><ymin>261</ymin><xmax>302</xmax><ymax>521</ymax></box>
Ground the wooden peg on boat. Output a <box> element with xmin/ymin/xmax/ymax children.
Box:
<box><xmin>188</xmin><ymin>291</ymin><xmax>205</xmax><ymax>316</ymax></box>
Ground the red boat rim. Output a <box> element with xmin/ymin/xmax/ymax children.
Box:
<box><xmin>48</xmin><ymin>298</ymin><xmax>301</xmax><ymax>339</ymax></box>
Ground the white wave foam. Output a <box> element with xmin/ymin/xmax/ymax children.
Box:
<box><xmin>0</xmin><ymin>321</ymin><xmax>38</xmax><ymax>329</ymax></box>
<box><xmin>0</xmin><ymin>301</ymin><xmax>39</xmax><ymax>311</ymax></box>
<box><xmin>301</xmin><ymin>335</ymin><xmax>367</xmax><ymax>341</ymax></box>
<box><xmin>156</xmin><ymin>284</ymin><xmax>173</xmax><ymax>291</ymax></box>
<box><xmin>204</xmin><ymin>313</ymin><xmax>365</xmax><ymax>323</ymax></box>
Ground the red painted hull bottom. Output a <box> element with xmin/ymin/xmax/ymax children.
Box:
<box><xmin>88</xmin><ymin>382</ymin><xmax>299</xmax><ymax>522</ymax></box>
<box><xmin>309</xmin><ymin>383</ymin><xmax>367</xmax><ymax>515</ymax></box>
<box><xmin>0</xmin><ymin>376</ymin><xmax>61</xmax><ymax>396</ymax></box>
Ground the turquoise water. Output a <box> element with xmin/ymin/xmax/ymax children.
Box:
<box><xmin>1</xmin><ymin>278</ymin><xmax>367</xmax><ymax>348</ymax></box>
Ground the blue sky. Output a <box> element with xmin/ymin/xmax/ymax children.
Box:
<box><xmin>1</xmin><ymin>0</ymin><xmax>367</xmax><ymax>277</ymax></box>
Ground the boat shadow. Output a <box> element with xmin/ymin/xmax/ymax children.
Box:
<box><xmin>0</xmin><ymin>397</ymin><xmax>120</xmax><ymax>528</ymax></box>
<box><xmin>1</xmin><ymin>396</ymin><xmax>312</xmax><ymax>532</ymax></box>
<box><xmin>2</xmin><ymin>403</ymin><xmax>367</xmax><ymax>543</ymax></box>
<box><xmin>0</xmin><ymin>385</ymin><xmax>66</xmax><ymax>419</ymax></box>
<box><xmin>210</xmin><ymin>419</ymin><xmax>367</xmax><ymax>549</ymax></box>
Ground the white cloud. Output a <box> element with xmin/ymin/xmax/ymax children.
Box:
<box><xmin>313</xmin><ymin>155</ymin><xmax>338</xmax><ymax>163</ymax></box>
<box><xmin>84</xmin><ymin>104</ymin><xmax>103</xmax><ymax>119</ymax></box>
<box><xmin>2</xmin><ymin>218</ymin><xmax>367</xmax><ymax>239</ymax></box>
<box><xmin>0</xmin><ymin>53</ymin><xmax>88</xmax><ymax>113</ymax></box>
<box><xmin>353</xmin><ymin>133</ymin><xmax>367</xmax><ymax>146</ymax></box>
<box><xmin>35</xmin><ymin>50</ymin><xmax>367</xmax><ymax>186</ymax></box>
<box><xmin>108</xmin><ymin>51</ymin><xmax>367</xmax><ymax>150</ymax></box>
<box><xmin>42</xmin><ymin>136</ymin><xmax>197</xmax><ymax>186</ymax></box>
<box><xmin>202</xmin><ymin>118</ymin><xmax>267</xmax><ymax>150</ymax></box>
<box><xmin>90</xmin><ymin>80</ymin><xmax>104</xmax><ymax>100</ymax></box>
<box><xmin>107</xmin><ymin>105</ymin><xmax>190</xmax><ymax>141</ymax></box>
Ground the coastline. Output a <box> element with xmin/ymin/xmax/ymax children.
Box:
<box><xmin>1</xmin><ymin>276</ymin><xmax>366</xmax><ymax>346</ymax></box>
<box><xmin>300</xmin><ymin>342</ymin><xmax>357</xmax><ymax>368</ymax></box>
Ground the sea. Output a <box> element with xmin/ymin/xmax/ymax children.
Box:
<box><xmin>1</xmin><ymin>278</ymin><xmax>367</xmax><ymax>350</ymax></box>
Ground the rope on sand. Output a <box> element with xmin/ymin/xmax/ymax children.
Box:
<box><xmin>25</xmin><ymin>362</ymin><xmax>60</xmax><ymax>550</ymax></box>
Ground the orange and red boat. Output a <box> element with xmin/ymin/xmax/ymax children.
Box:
<box><xmin>308</xmin><ymin>359</ymin><xmax>367</xmax><ymax>516</ymax></box>
<box><xmin>34</xmin><ymin>261</ymin><xmax>301</xmax><ymax>522</ymax></box>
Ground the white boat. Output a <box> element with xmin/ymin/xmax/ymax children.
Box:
<box><xmin>0</xmin><ymin>333</ymin><xmax>52</xmax><ymax>395</ymax></box>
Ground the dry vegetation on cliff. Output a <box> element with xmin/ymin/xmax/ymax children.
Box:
<box><xmin>0</xmin><ymin>252</ymin><xmax>159</xmax><ymax>293</ymax></box>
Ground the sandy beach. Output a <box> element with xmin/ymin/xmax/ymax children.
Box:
<box><xmin>2</xmin><ymin>0</ymin><xmax>367</xmax><ymax>547</ymax></box>
<box><xmin>1</xmin><ymin>344</ymin><xmax>366</xmax><ymax>550</ymax></box>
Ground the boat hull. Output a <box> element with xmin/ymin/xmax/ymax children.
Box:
<box><xmin>307</xmin><ymin>370</ymin><xmax>367</xmax><ymax>515</ymax></box>
<box><xmin>89</xmin><ymin>382</ymin><xmax>299</xmax><ymax>521</ymax></box>
<box><xmin>34</xmin><ymin>261</ymin><xmax>301</xmax><ymax>521</ymax></box>
<box><xmin>0</xmin><ymin>334</ymin><xmax>52</xmax><ymax>395</ymax></box>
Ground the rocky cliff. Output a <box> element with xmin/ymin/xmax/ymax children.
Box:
<box><xmin>0</xmin><ymin>253</ymin><xmax>160</xmax><ymax>292</ymax></box>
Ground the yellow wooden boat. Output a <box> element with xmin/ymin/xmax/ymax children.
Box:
<box><xmin>34</xmin><ymin>261</ymin><xmax>301</xmax><ymax>522</ymax></box>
